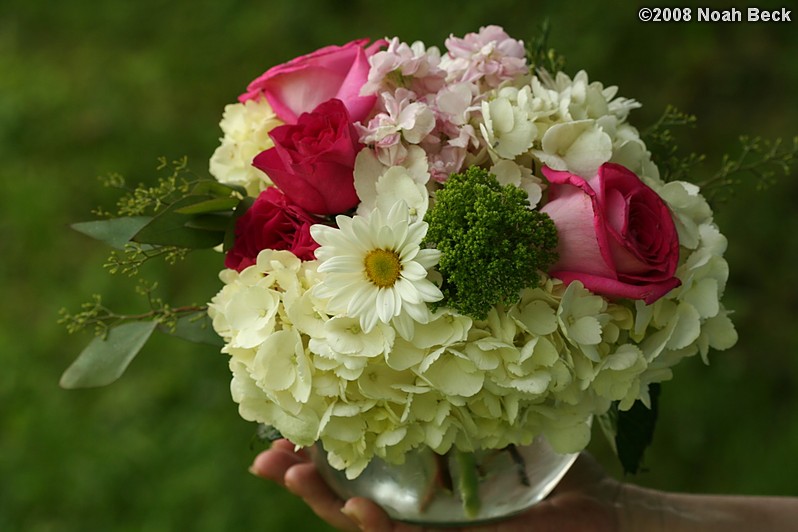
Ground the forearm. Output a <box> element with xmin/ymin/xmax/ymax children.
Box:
<box><xmin>618</xmin><ymin>484</ymin><xmax>798</xmax><ymax>532</ymax></box>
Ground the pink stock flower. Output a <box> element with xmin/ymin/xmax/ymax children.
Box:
<box><xmin>356</xmin><ymin>88</ymin><xmax>436</xmax><ymax>166</ymax></box>
<box><xmin>253</xmin><ymin>99</ymin><xmax>362</xmax><ymax>216</ymax></box>
<box><xmin>225</xmin><ymin>187</ymin><xmax>321</xmax><ymax>271</ymax></box>
<box><xmin>240</xmin><ymin>38</ymin><xmax>385</xmax><ymax>124</ymax></box>
<box><xmin>541</xmin><ymin>163</ymin><xmax>681</xmax><ymax>304</ymax></box>
<box><xmin>426</xmin><ymin>144</ymin><xmax>467</xmax><ymax>183</ymax></box>
<box><xmin>361</xmin><ymin>37</ymin><xmax>446</xmax><ymax>96</ymax></box>
<box><xmin>444</xmin><ymin>25</ymin><xmax>527</xmax><ymax>87</ymax></box>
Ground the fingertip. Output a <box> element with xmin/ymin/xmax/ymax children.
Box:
<box><xmin>284</xmin><ymin>463</ymin><xmax>360</xmax><ymax>531</ymax></box>
<box><xmin>342</xmin><ymin>497</ymin><xmax>393</xmax><ymax>532</ymax></box>
<box><xmin>340</xmin><ymin>501</ymin><xmax>364</xmax><ymax>530</ymax></box>
<box><xmin>271</xmin><ymin>438</ymin><xmax>297</xmax><ymax>452</ymax></box>
<box><xmin>284</xmin><ymin>462</ymin><xmax>322</xmax><ymax>495</ymax></box>
<box><xmin>249</xmin><ymin>446</ymin><xmax>305</xmax><ymax>485</ymax></box>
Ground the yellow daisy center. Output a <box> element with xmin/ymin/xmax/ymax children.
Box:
<box><xmin>363</xmin><ymin>249</ymin><xmax>402</xmax><ymax>288</ymax></box>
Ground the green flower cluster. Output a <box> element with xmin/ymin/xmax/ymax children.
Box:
<box><xmin>423</xmin><ymin>167</ymin><xmax>558</xmax><ymax>319</ymax></box>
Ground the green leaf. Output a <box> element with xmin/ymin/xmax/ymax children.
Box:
<box><xmin>191</xmin><ymin>180</ymin><xmax>247</xmax><ymax>198</ymax></box>
<box><xmin>596</xmin><ymin>408</ymin><xmax>619</xmax><ymax>455</ymax></box>
<box><xmin>162</xmin><ymin>312</ymin><xmax>224</xmax><ymax>347</ymax></box>
<box><xmin>615</xmin><ymin>383</ymin><xmax>661</xmax><ymax>475</ymax></box>
<box><xmin>60</xmin><ymin>321</ymin><xmax>158</xmax><ymax>389</ymax></box>
<box><xmin>71</xmin><ymin>217</ymin><xmax>152</xmax><ymax>249</ymax></box>
<box><xmin>224</xmin><ymin>196</ymin><xmax>254</xmax><ymax>252</ymax></box>
<box><xmin>133</xmin><ymin>196</ymin><xmax>225</xmax><ymax>248</ymax></box>
<box><xmin>175</xmin><ymin>197</ymin><xmax>240</xmax><ymax>215</ymax></box>
<box><xmin>183</xmin><ymin>213</ymin><xmax>233</xmax><ymax>232</ymax></box>
<box><xmin>254</xmin><ymin>424</ymin><xmax>284</xmax><ymax>445</ymax></box>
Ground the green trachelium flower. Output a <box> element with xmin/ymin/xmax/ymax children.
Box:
<box><xmin>423</xmin><ymin>166</ymin><xmax>558</xmax><ymax>319</ymax></box>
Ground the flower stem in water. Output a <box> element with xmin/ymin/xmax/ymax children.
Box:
<box><xmin>507</xmin><ymin>444</ymin><xmax>531</xmax><ymax>486</ymax></box>
<box><xmin>455</xmin><ymin>450</ymin><xmax>481</xmax><ymax>518</ymax></box>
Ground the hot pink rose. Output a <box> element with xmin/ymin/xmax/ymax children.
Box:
<box><xmin>225</xmin><ymin>187</ymin><xmax>321</xmax><ymax>271</ymax></box>
<box><xmin>252</xmin><ymin>98</ymin><xmax>362</xmax><ymax>216</ymax></box>
<box><xmin>541</xmin><ymin>163</ymin><xmax>681</xmax><ymax>304</ymax></box>
<box><xmin>240</xmin><ymin>38</ymin><xmax>385</xmax><ymax>124</ymax></box>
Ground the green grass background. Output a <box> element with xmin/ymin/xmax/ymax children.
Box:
<box><xmin>2</xmin><ymin>0</ymin><xmax>796</xmax><ymax>530</ymax></box>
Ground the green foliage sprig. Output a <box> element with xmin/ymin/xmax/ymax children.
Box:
<box><xmin>58</xmin><ymin>281</ymin><xmax>206</xmax><ymax>338</ymax></box>
<box><xmin>526</xmin><ymin>19</ymin><xmax>566</xmax><ymax>76</ymax></box>
<box><xmin>422</xmin><ymin>167</ymin><xmax>558</xmax><ymax>320</ymax></box>
<box><xmin>699</xmin><ymin>136</ymin><xmax>798</xmax><ymax>202</ymax></box>
<box><xmin>92</xmin><ymin>156</ymin><xmax>193</xmax><ymax>218</ymax></box>
<box><xmin>643</xmin><ymin>106</ymin><xmax>798</xmax><ymax>203</ymax></box>
<box><xmin>61</xmin><ymin>157</ymin><xmax>239</xmax><ymax>388</ymax></box>
<box><xmin>641</xmin><ymin>105</ymin><xmax>703</xmax><ymax>183</ymax></box>
<box><xmin>58</xmin><ymin>280</ymin><xmax>221</xmax><ymax>389</ymax></box>
<box><xmin>73</xmin><ymin>157</ymin><xmax>248</xmax><ymax>275</ymax></box>
<box><xmin>104</xmin><ymin>244</ymin><xmax>190</xmax><ymax>277</ymax></box>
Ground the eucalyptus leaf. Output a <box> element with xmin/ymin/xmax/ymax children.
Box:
<box><xmin>224</xmin><ymin>196</ymin><xmax>254</xmax><ymax>252</ymax></box>
<box><xmin>175</xmin><ymin>197</ymin><xmax>240</xmax><ymax>215</ymax></box>
<box><xmin>183</xmin><ymin>213</ymin><xmax>233</xmax><ymax>233</ymax></box>
<box><xmin>133</xmin><ymin>196</ymin><xmax>225</xmax><ymax>248</ymax></box>
<box><xmin>191</xmin><ymin>180</ymin><xmax>247</xmax><ymax>198</ymax></box>
<box><xmin>60</xmin><ymin>321</ymin><xmax>158</xmax><ymax>389</ymax></box>
<box><xmin>163</xmin><ymin>312</ymin><xmax>224</xmax><ymax>347</ymax></box>
<box><xmin>71</xmin><ymin>216</ymin><xmax>152</xmax><ymax>249</ymax></box>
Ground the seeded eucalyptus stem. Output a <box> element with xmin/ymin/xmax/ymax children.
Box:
<box><xmin>59</xmin><ymin>296</ymin><xmax>207</xmax><ymax>337</ymax></box>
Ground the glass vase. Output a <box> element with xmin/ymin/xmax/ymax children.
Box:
<box><xmin>313</xmin><ymin>437</ymin><xmax>578</xmax><ymax>527</ymax></box>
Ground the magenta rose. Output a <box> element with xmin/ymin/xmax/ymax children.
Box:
<box><xmin>540</xmin><ymin>163</ymin><xmax>681</xmax><ymax>304</ymax></box>
<box><xmin>225</xmin><ymin>187</ymin><xmax>321</xmax><ymax>271</ymax></box>
<box><xmin>253</xmin><ymin>98</ymin><xmax>361</xmax><ymax>216</ymax></box>
<box><xmin>240</xmin><ymin>38</ymin><xmax>385</xmax><ymax>124</ymax></box>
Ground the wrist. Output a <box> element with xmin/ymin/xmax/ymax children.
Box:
<box><xmin>615</xmin><ymin>482</ymin><xmax>670</xmax><ymax>532</ymax></box>
<box><xmin>615</xmin><ymin>483</ymin><xmax>798</xmax><ymax>532</ymax></box>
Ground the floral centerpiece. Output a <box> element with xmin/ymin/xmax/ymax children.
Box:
<box><xmin>61</xmin><ymin>24</ymin><xmax>796</xmax><ymax>525</ymax></box>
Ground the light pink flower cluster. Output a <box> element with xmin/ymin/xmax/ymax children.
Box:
<box><xmin>361</xmin><ymin>37</ymin><xmax>446</xmax><ymax>96</ymax></box>
<box><xmin>357</xmin><ymin>26</ymin><xmax>527</xmax><ymax>181</ymax></box>
<box><xmin>444</xmin><ymin>25</ymin><xmax>528</xmax><ymax>87</ymax></box>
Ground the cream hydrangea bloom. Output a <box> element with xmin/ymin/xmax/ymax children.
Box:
<box><xmin>533</xmin><ymin>119</ymin><xmax>613</xmax><ymax>177</ymax></box>
<box><xmin>209</xmin><ymin>249</ymin><xmax>305</xmax><ymax>350</ymax></box>
<box><xmin>209</xmin><ymin>98</ymin><xmax>281</xmax><ymax>196</ymax></box>
<box><xmin>480</xmin><ymin>88</ymin><xmax>537</xmax><ymax>160</ymax></box>
<box><xmin>354</xmin><ymin>146</ymin><xmax>431</xmax><ymax>221</ymax></box>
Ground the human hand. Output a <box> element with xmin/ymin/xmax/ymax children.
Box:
<box><xmin>250</xmin><ymin>439</ymin><xmax>622</xmax><ymax>532</ymax></box>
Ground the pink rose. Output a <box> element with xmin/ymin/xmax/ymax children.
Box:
<box><xmin>240</xmin><ymin>38</ymin><xmax>385</xmax><ymax>124</ymax></box>
<box><xmin>252</xmin><ymin>98</ymin><xmax>362</xmax><ymax>216</ymax></box>
<box><xmin>225</xmin><ymin>187</ymin><xmax>321</xmax><ymax>271</ymax></box>
<box><xmin>541</xmin><ymin>163</ymin><xmax>681</xmax><ymax>304</ymax></box>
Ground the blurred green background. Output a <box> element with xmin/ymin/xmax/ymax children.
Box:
<box><xmin>2</xmin><ymin>0</ymin><xmax>796</xmax><ymax>530</ymax></box>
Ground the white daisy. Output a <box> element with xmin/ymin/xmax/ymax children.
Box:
<box><xmin>310</xmin><ymin>202</ymin><xmax>443</xmax><ymax>335</ymax></box>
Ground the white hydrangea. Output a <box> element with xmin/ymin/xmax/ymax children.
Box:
<box><xmin>480</xmin><ymin>87</ymin><xmax>538</xmax><ymax>160</ymax></box>
<box><xmin>533</xmin><ymin>119</ymin><xmax>613</xmax><ymax>178</ymax></box>
<box><xmin>209</xmin><ymin>98</ymin><xmax>281</xmax><ymax>196</ymax></box>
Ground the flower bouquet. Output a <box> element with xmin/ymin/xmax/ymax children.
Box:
<box><xmin>61</xmin><ymin>24</ymin><xmax>796</xmax><ymax>526</ymax></box>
